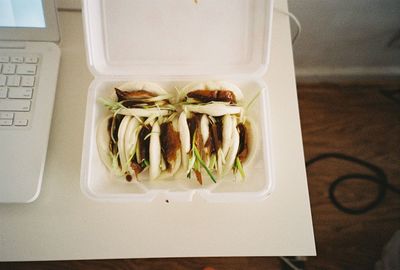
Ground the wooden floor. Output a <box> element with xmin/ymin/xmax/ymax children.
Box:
<box><xmin>299</xmin><ymin>83</ymin><xmax>400</xmax><ymax>270</ymax></box>
<box><xmin>2</xmin><ymin>83</ymin><xmax>399</xmax><ymax>270</ymax></box>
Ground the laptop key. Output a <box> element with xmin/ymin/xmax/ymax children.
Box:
<box><xmin>0</xmin><ymin>87</ymin><xmax>7</xmax><ymax>98</ymax></box>
<box><xmin>21</xmin><ymin>76</ymin><xmax>35</xmax><ymax>87</ymax></box>
<box><xmin>0</xmin><ymin>112</ymin><xmax>14</xmax><ymax>119</ymax></box>
<box><xmin>0</xmin><ymin>119</ymin><xmax>13</xmax><ymax>126</ymax></box>
<box><xmin>11</xmin><ymin>56</ymin><xmax>24</xmax><ymax>63</ymax></box>
<box><xmin>16</xmin><ymin>64</ymin><xmax>37</xmax><ymax>75</ymax></box>
<box><xmin>24</xmin><ymin>56</ymin><xmax>38</xmax><ymax>64</ymax></box>
<box><xmin>0</xmin><ymin>56</ymin><xmax>10</xmax><ymax>63</ymax></box>
<box><xmin>14</xmin><ymin>119</ymin><xmax>28</xmax><ymax>126</ymax></box>
<box><xmin>2</xmin><ymin>63</ymin><xmax>16</xmax><ymax>74</ymax></box>
<box><xmin>7</xmin><ymin>75</ymin><xmax>21</xmax><ymax>87</ymax></box>
<box><xmin>8</xmin><ymin>87</ymin><xmax>33</xmax><ymax>99</ymax></box>
<box><xmin>0</xmin><ymin>100</ymin><xmax>31</xmax><ymax>111</ymax></box>
<box><xmin>0</xmin><ymin>75</ymin><xmax>6</xmax><ymax>86</ymax></box>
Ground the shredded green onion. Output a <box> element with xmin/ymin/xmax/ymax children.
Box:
<box><xmin>193</xmin><ymin>145</ymin><xmax>216</xmax><ymax>183</ymax></box>
<box><xmin>166</xmin><ymin>112</ymin><xmax>177</xmax><ymax>122</ymax></box>
<box><xmin>141</xmin><ymin>159</ymin><xmax>149</xmax><ymax>168</ymax></box>
<box><xmin>98</xmin><ymin>97</ymin><xmax>126</xmax><ymax>112</ymax></box>
<box><xmin>186</xmin><ymin>153</ymin><xmax>196</xmax><ymax>176</ymax></box>
<box><xmin>160</xmin><ymin>156</ymin><xmax>166</xmax><ymax>170</ymax></box>
<box><xmin>144</xmin><ymin>131</ymin><xmax>160</xmax><ymax>141</ymax></box>
<box><xmin>193</xmin><ymin>158</ymin><xmax>200</xmax><ymax>171</ymax></box>
<box><xmin>111</xmin><ymin>154</ymin><xmax>124</xmax><ymax>176</ymax></box>
<box><xmin>127</xmin><ymin>126</ymin><xmax>141</xmax><ymax>163</ymax></box>
<box><xmin>208</xmin><ymin>115</ymin><xmax>216</xmax><ymax>124</ymax></box>
<box><xmin>144</xmin><ymin>115</ymin><xmax>157</xmax><ymax>126</ymax></box>
<box><xmin>235</xmin><ymin>157</ymin><xmax>245</xmax><ymax>179</ymax></box>
<box><xmin>209</xmin><ymin>154</ymin><xmax>216</xmax><ymax>170</ymax></box>
<box><xmin>135</xmin><ymin>139</ymin><xmax>141</xmax><ymax>162</ymax></box>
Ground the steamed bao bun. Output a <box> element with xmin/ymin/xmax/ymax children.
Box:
<box><xmin>109</xmin><ymin>82</ymin><xmax>173</xmax><ymax>118</ymax></box>
<box><xmin>97</xmin><ymin>81</ymin><xmax>177</xmax><ymax>182</ymax></box>
<box><xmin>179</xmin><ymin>81</ymin><xmax>244</xmax><ymax>117</ymax></box>
<box><xmin>177</xmin><ymin>81</ymin><xmax>257</xmax><ymax>180</ymax></box>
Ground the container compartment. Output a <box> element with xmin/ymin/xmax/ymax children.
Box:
<box><xmin>80</xmin><ymin>79</ymin><xmax>273</xmax><ymax>202</ymax></box>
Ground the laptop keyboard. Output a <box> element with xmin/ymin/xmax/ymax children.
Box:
<box><xmin>0</xmin><ymin>54</ymin><xmax>39</xmax><ymax>128</ymax></box>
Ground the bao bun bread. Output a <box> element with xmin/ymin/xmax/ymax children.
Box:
<box><xmin>117</xmin><ymin>82</ymin><xmax>168</xmax><ymax>96</ymax></box>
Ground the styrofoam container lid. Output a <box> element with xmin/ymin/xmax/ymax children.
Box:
<box><xmin>82</xmin><ymin>0</ymin><xmax>273</xmax><ymax>77</ymax></box>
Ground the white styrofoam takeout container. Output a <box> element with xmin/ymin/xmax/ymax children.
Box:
<box><xmin>80</xmin><ymin>0</ymin><xmax>274</xmax><ymax>202</ymax></box>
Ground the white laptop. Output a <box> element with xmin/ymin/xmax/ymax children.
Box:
<box><xmin>0</xmin><ymin>0</ymin><xmax>61</xmax><ymax>203</ymax></box>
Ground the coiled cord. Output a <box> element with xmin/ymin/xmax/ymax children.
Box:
<box><xmin>306</xmin><ymin>153</ymin><xmax>400</xmax><ymax>215</ymax></box>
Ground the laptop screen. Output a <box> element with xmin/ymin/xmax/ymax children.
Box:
<box><xmin>0</xmin><ymin>0</ymin><xmax>59</xmax><ymax>42</ymax></box>
<box><xmin>0</xmin><ymin>0</ymin><xmax>46</xmax><ymax>28</ymax></box>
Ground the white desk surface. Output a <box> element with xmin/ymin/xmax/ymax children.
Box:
<box><xmin>0</xmin><ymin>0</ymin><xmax>315</xmax><ymax>261</ymax></box>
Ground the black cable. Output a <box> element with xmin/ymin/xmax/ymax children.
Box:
<box><xmin>379</xmin><ymin>89</ymin><xmax>400</xmax><ymax>105</ymax></box>
<box><xmin>306</xmin><ymin>153</ymin><xmax>400</xmax><ymax>215</ymax></box>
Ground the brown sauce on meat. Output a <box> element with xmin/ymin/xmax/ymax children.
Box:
<box><xmin>237</xmin><ymin>123</ymin><xmax>249</xmax><ymax>162</ymax></box>
<box><xmin>121</xmin><ymin>100</ymin><xmax>150</xmax><ymax>108</ymax></box>
<box><xmin>160</xmin><ymin>122</ymin><xmax>181</xmax><ymax>170</ymax></box>
<box><xmin>187</xmin><ymin>114</ymin><xmax>202</xmax><ymax>148</ymax></box>
<box><xmin>204</xmin><ymin>117</ymin><xmax>222</xmax><ymax>156</ymax></box>
<box><xmin>121</xmin><ymin>99</ymin><xmax>169</xmax><ymax>108</ymax></box>
<box><xmin>194</xmin><ymin>170</ymin><xmax>203</xmax><ymax>185</ymax></box>
<box><xmin>107</xmin><ymin>117</ymin><xmax>114</xmax><ymax>153</ymax></box>
<box><xmin>112</xmin><ymin>115</ymin><xmax>123</xmax><ymax>142</ymax></box>
<box><xmin>217</xmin><ymin>90</ymin><xmax>236</xmax><ymax>103</ymax></box>
<box><xmin>130</xmin><ymin>160</ymin><xmax>143</xmax><ymax>176</ymax></box>
<box><xmin>137</xmin><ymin>125</ymin><xmax>151</xmax><ymax>163</ymax></box>
<box><xmin>187</xmin><ymin>90</ymin><xmax>236</xmax><ymax>104</ymax></box>
<box><xmin>107</xmin><ymin>116</ymin><xmax>121</xmax><ymax>169</ymax></box>
<box><xmin>215</xmin><ymin>117</ymin><xmax>223</xmax><ymax>148</ymax></box>
<box><xmin>107</xmin><ymin>116</ymin><xmax>122</xmax><ymax>155</ymax></box>
<box><xmin>115</xmin><ymin>88</ymin><xmax>156</xmax><ymax>101</ymax></box>
<box><xmin>107</xmin><ymin>117</ymin><xmax>113</xmax><ymax>132</ymax></box>
<box><xmin>208</xmin><ymin>123</ymin><xmax>219</xmax><ymax>153</ymax></box>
